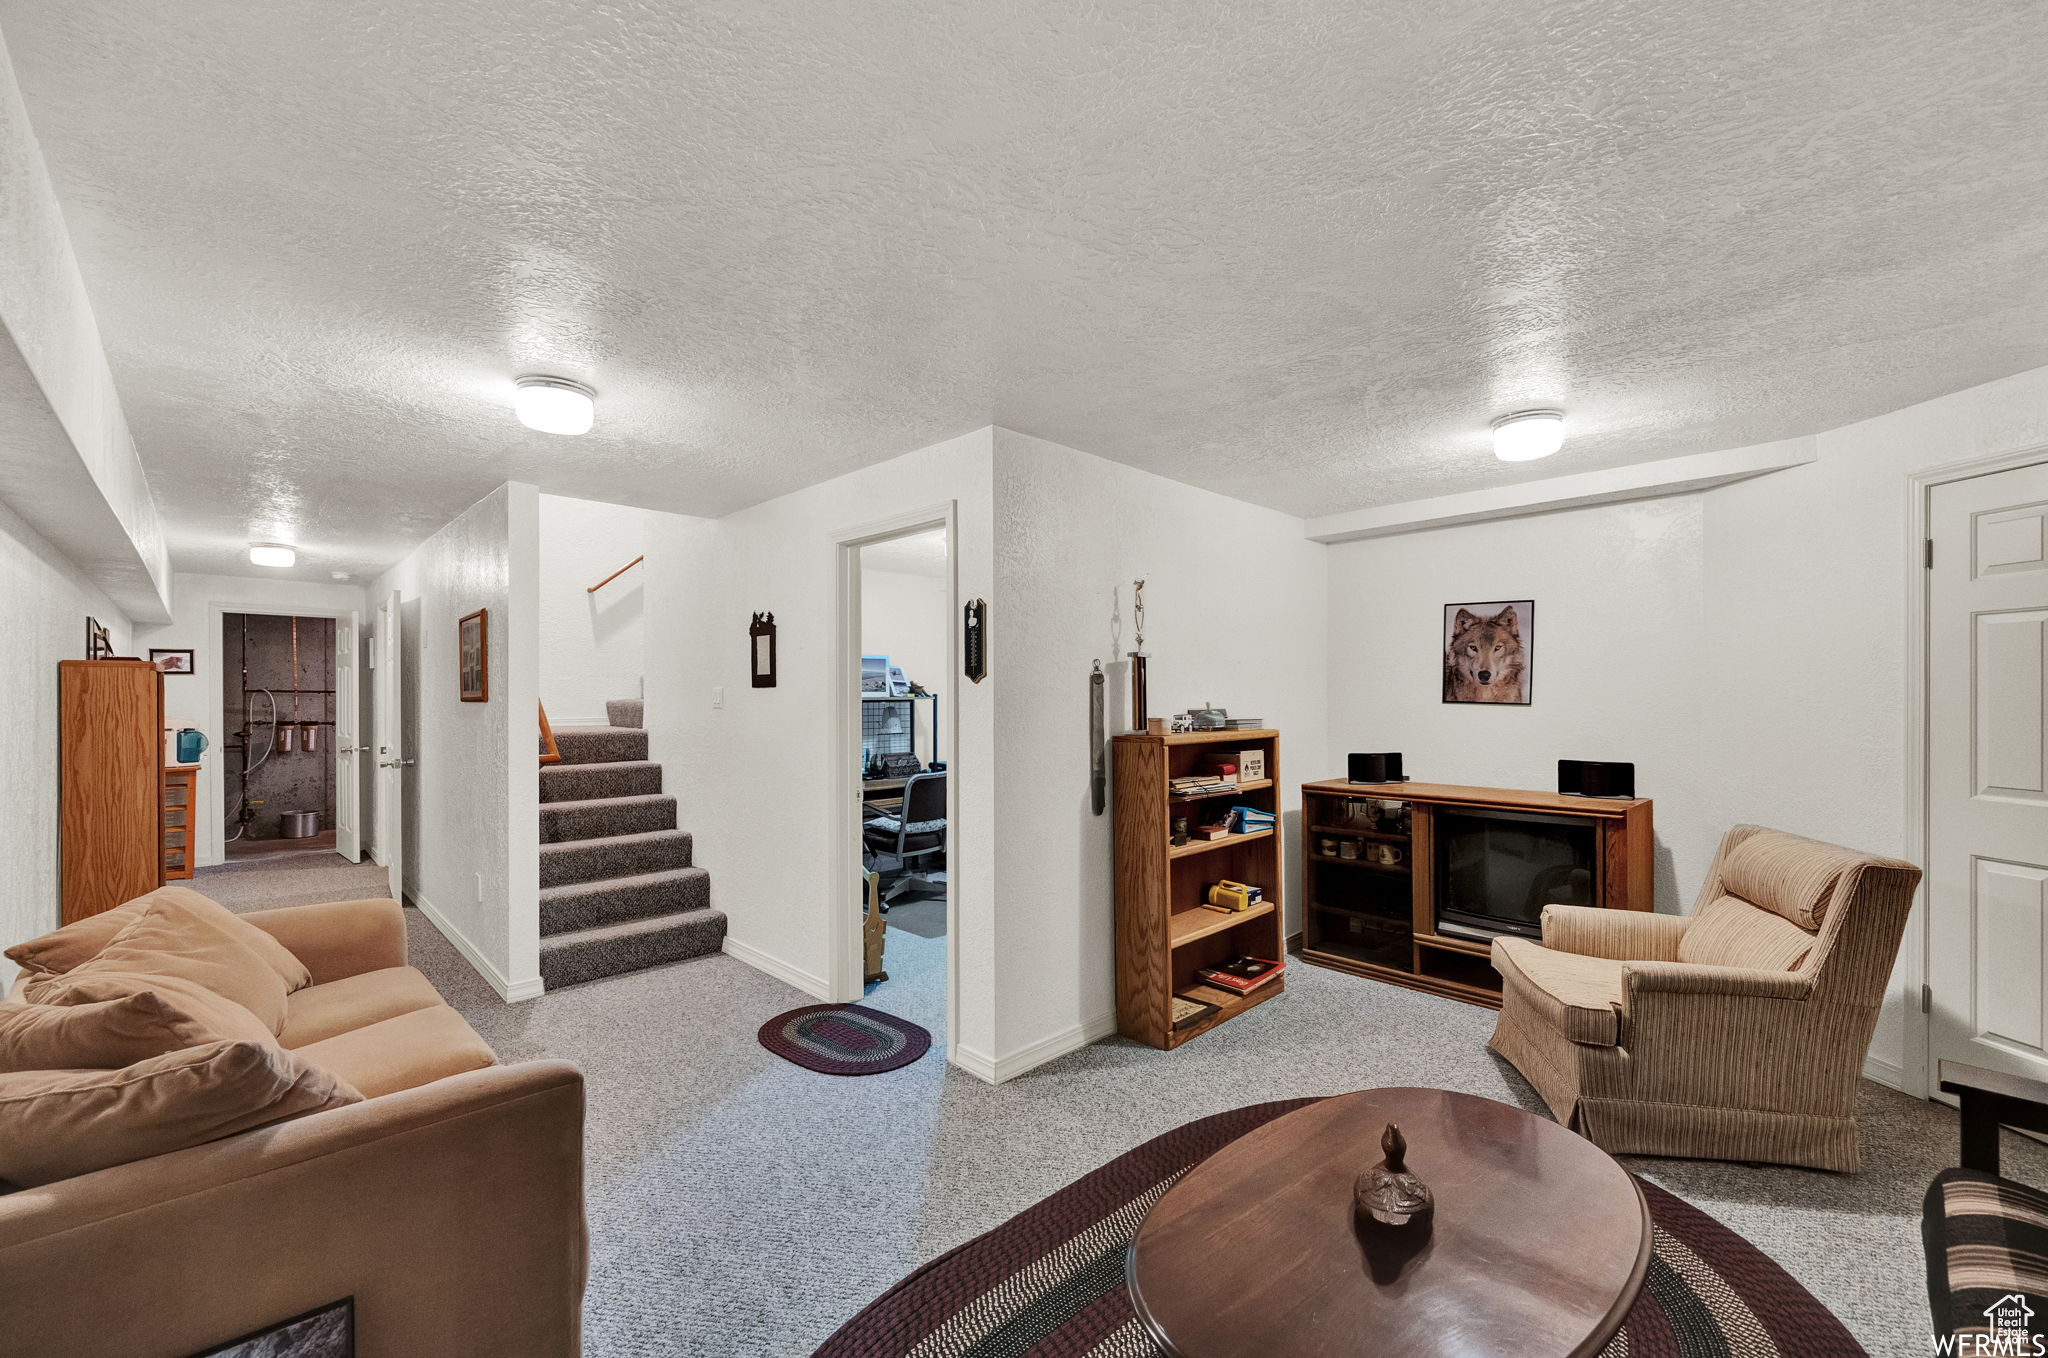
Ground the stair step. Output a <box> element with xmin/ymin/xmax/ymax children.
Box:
<box><xmin>541</xmin><ymin>866</ymin><xmax>711</xmax><ymax>935</ymax></box>
<box><xmin>540</xmin><ymin>907</ymin><xmax>727</xmax><ymax>990</ymax></box>
<box><xmin>540</xmin><ymin>760</ymin><xmax>663</xmax><ymax>803</ymax></box>
<box><xmin>541</xmin><ymin>828</ymin><xmax>693</xmax><ymax>888</ymax></box>
<box><xmin>540</xmin><ymin>794</ymin><xmax>677</xmax><ymax>844</ymax></box>
<box><xmin>551</xmin><ymin>725</ymin><xmax>648</xmax><ymax>765</ymax></box>
<box><xmin>606</xmin><ymin>698</ymin><xmax>644</xmax><ymax>730</ymax></box>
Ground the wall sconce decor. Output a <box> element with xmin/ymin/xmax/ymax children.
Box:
<box><xmin>750</xmin><ymin>612</ymin><xmax>777</xmax><ymax>688</ymax></box>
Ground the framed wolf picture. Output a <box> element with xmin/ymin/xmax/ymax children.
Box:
<box><xmin>1442</xmin><ymin>601</ymin><xmax>1533</xmax><ymax>705</ymax></box>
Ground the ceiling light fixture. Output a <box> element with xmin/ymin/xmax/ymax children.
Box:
<box><xmin>514</xmin><ymin>375</ymin><xmax>596</xmax><ymax>436</ymax></box>
<box><xmin>249</xmin><ymin>543</ymin><xmax>296</xmax><ymax>568</ymax></box>
<box><xmin>1491</xmin><ymin>409</ymin><xmax>1566</xmax><ymax>462</ymax></box>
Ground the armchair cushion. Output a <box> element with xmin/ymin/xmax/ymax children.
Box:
<box><xmin>1492</xmin><ymin>937</ymin><xmax>1625</xmax><ymax>1047</ymax></box>
<box><xmin>1721</xmin><ymin>827</ymin><xmax>1858</xmax><ymax>930</ymax></box>
<box><xmin>1677</xmin><ymin>895</ymin><xmax>1815</xmax><ymax>972</ymax></box>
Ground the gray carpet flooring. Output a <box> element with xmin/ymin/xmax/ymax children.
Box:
<box><xmin>196</xmin><ymin>855</ymin><xmax>2036</xmax><ymax>1357</ymax></box>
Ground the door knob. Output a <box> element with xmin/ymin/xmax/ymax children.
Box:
<box><xmin>378</xmin><ymin>758</ymin><xmax>417</xmax><ymax>768</ymax></box>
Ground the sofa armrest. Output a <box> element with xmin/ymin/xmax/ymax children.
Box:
<box><xmin>243</xmin><ymin>898</ymin><xmax>407</xmax><ymax>984</ymax></box>
<box><xmin>1622</xmin><ymin>960</ymin><xmax>1815</xmax><ymax>1001</ymax></box>
<box><xmin>0</xmin><ymin>1060</ymin><xmax>585</xmax><ymax>1358</ymax></box>
<box><xmin>1541</xmin><ymin>904</ymin><xmax>1688</xmax><ymax>961</ymax></box>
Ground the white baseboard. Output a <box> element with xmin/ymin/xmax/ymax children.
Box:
<box><xmin>409</xmin><ymin>891</ymin><xmax>544</xmax><ymax>1003</ymax></box>
<box><xmin>722</xmin><ymin>936</ymin><xmax>831</xmax><ymax>1000</ymax></box>
<box><xmin>952</xmin><ymin>1012</ymin><xmax>1118</xmax><ymax>1086</ymax></box>
<box><xmin>1863</xmin><ymin>1052</ymin><xmax>1906</xmax><ymax>1092</ymax></box>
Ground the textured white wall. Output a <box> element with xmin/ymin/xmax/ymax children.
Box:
<box><xmin>538</xmin><ymin>495</ymin><xmax>654</xmax><ymax>726</ymax></box>
<box><xmin>370</xmin><ymin>483</ymin><xmax>541</xmax><ymax>1000</ymax></box>
<box><xmin>644</xmin><ymin>430</ymin><xmax>999</xmax><ymax>1061</ymax></box>
<box><xmin>990</xmin><ymin>429</ymin><xmax>1330</xmax><ymax>1061</ymax></box>
<box><xmin>859</xmin><ymin>565</ymin><xmax>948</xmax><ymax>764</ymax></box>
<box><xmin>0</xmin><ymin>496</ymin><xmax>131</xmax><ymax>954</ymax></box>
<box><xmin>1325</xmin><ymin>361</ymin><xmax>2048</xmax><ymax>1087</ymax></box>
<box><xmin>133</xmin><ymin>572</ymin><xmax>372</xmax><ymax>867</ymax></box>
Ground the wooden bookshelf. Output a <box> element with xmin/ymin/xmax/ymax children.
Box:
<box><xmin>1114</xmin><ymin>728</ymin><xmax>1285</xmax><ymax>1049</ymax></box>
<box><xmin>1297</xmin><ymin>780</ymin><xmax>1653</xmax><ymax>1008</ymax></box>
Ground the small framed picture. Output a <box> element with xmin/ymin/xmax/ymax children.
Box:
<box><xmin>458</xmin><ymin>608</ymin><xmax>488</xmax><ymax>702</ymax></box>
<box><xmin>150</xmin><ymin>648</ymin><xmax>196</xmax><ymax>675</ymax></box>
<box><xmin>1442</xmin><ymin>601</ymin><xmax>1533</xmax><ymax>705</ymax></box>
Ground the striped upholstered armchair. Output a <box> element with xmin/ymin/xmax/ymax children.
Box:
<box><xmin>1487</xmin><ymin>824</ymin><xmax>1921</xmax><ymax>1172</ymax></box>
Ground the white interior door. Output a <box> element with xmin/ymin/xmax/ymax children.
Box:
<box><xmin>374</xmin><ymin>590</ymin><xmax>407</xmax><ymax>903</ymax></box>
<box><xmin>1929</xmin><ymin>461</ymin><xmax>2048</xmax><ymax>1084</ymax></box>
<box><xmin>333</xmin><ymin>609</ymin><xmax>362</xmax><ymax>862</ymax></box>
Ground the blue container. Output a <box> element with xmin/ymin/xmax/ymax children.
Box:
<box><xmin>175</xmin><ymin>728</ymin><xmax>208</xmax><ymax>763</ymax></box>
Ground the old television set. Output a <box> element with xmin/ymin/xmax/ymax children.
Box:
<box><xmin>1434</xmin><ymin>806</ymin><xmax>1598</xmax><ymax>941</ymax></box>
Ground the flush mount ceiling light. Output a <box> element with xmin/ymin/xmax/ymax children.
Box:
<box><xmin>249</xmin><ymin>543</ymin><xmax>296</xmax><ymax>568</ymax></box>
<box><xmin>513</xmin><ymin>375</ymin><xmax>596</xmax><ymax>435</ymax></box>
<box><xmin>1491</xmin><ymin>409</ymin><xmax>1566</xmax><ymax>462</ymax></box>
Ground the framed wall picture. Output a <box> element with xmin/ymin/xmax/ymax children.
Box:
<box><xmin>150</xmin><ymin>648</ymin><xmax>196</xmax><ymax>675</ymax></box>
<box><xmin>1442</xmin><ymin>600</ymin><xmax>1532</xmax><ymax>705</ymax></box>
<box><xmin>458</xmin><ymin>608</ymin><xmax>489</xmax><ymax>702</ymax></box>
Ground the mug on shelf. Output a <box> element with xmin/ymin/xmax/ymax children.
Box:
<box><xmin>1338</xmin><ymin>840</ymin><xmax>1360</xmax><ymax>861</ymax></box>
<box><xmin>1369</xmin><ymin>842</ymin><xmax>1405</xmax><ymax>866</ymax></box>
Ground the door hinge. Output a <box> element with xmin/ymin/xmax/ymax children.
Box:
<box><xmin>1925</xmin><ymin>538</ymin><xmax>1934</xmax><ymax>569</ymax></box>
<box><xmin>1921</xmin><ymin>982</ymin><xmax>1933</xmax><ymax>1014</ymax></box>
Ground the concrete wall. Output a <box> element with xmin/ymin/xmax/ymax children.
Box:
<box><xmin>1323</xmin><ymin>361</ymin><xmax>2048</xmax><ymax>1088</ymax></box>
<box><xmin>538</xmin><ymin>494</ymin><xmax>655</xmax><ymax>726</ymax></box>
<box><xmin>222</xmin><ymin>614</ymin><xmax>336</xmax><ymax>842</ymax></box>
<box><xmin>990</xmin><ymin>429</ymin><xmax>1330</xmax><ymax>1065</ymax></box>
<box><xmin>0</xmin><ymin>496</ymin><xmax>133</xmax><ymax>954</ymax></box>
<box><xmin>370</xmin><ymin>483</ymin><xmax>541</xmax><ymax>1001</ymax></box>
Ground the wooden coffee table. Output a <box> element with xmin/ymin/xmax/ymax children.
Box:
<box><xmin>1127</xmin><ymin>1088</ymin><xmax>1651</xmax><ymax>1357</ymax></box>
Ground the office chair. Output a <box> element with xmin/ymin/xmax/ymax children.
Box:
<box><xmin>862</xmin><ymin>770</ymin><xmax>947</xmax><ymax>906</ymax></box>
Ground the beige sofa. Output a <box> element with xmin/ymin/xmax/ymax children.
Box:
<box><xmin>1487</xmin><ymin>824</ymin><xmax>1921</xmax><ymax>1172</ymax></box>
<box><xmin>0</xmin><ymin>893</ymin><xmax>586</xmax><ymax>1358</ymax></box>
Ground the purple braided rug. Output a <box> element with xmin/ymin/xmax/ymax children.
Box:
<box><xmin>816</xmin><ymin>1097</ymin><xmax>1865</xmax><ymax>1356</ymax></box>
<box><xmin>758</xmin><ymin>1004</ymin><xmax>930</xmax><ymax>1076</ymax></box>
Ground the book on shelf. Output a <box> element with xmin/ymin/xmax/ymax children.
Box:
<box><xmin>1195</xmin><ymin>956</ymin><xmax>1284</xmax><ymax>995</ymax></box>
<box><xmin>1170</xmin><ymin>993</ymin><xmax>1219</xmax><ymax>1029</ymax></box>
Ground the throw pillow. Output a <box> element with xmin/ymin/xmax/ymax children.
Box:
<box><xmin>60</xmin><ymin>895</ymin><xmax>297</xmax><ymax>1033</ymax></box>
<box><xmin>0</xmin><ymin>1041</ymin><xmax>362</xmax><ymax>1188</ymax></box>
<box><xmin>3</xmin><ymin>887</ymin><xmax>311</xmax><ymax>993</ymax></box>
<box><xmin>0</xmin><ymin>993</ymin><xmax>219</xmax><ymax>1074</ymax></box>
<box><xmin>23</xmin><ymin>971</ymin><xmax>278</xmax><ymax>1050</ymax></box>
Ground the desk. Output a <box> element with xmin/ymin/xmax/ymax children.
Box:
<box><xmin>863</xmin><ymin>777</ymin><xmax>907</xmax><ymax>811</ymax></box>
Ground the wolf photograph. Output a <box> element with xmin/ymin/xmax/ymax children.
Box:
<box><xmin>1442</xmin><ymin>601</ymin><xmax>1532</xmax><ymax>705</ymax></box>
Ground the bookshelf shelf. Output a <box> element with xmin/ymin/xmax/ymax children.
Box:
<box><xmin>1167</xmin><ymin>827</ymin><xmax>1275</xmax><ymax>859</ymax></box>
<box><xmin>1115</xmin><ymin>728</ymin><xmax>1285</xmax><ymax>1050</ymax></box>
<box><xmin>1168</xmin><ymin>899</ymin><xmax>1276</xmax><ymax>949</ymax></box>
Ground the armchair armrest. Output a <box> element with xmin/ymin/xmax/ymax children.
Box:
<box><xmin>1541</xmin><ymin>904</ymin><xmax>1687</xmax><ymax>961</ymax></box>
<box><xmin>1621</xmin><ymin>960</ymin><xmax>1815</xmax><ymax>1001</ymax></box>
<box><xmin>1940</xmin><ymin>1059</ymin><xmax>2048</xmax><ymax>1175</ymax></box>
<box><xmin>241</xmin><ymin>898</ymin><xmax>407</xmax><ymax>984</ymax></box>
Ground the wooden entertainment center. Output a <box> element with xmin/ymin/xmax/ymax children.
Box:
<box><xmin>1298</xmin><ymin>780</ymin><xmax>1653</xmax><ymax>1008</ymax></box>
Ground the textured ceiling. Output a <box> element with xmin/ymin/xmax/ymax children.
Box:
<box><xmin>3</xmin><ymin>1</ymin><xmax>2046</xmax><ymax>580</ymax></box>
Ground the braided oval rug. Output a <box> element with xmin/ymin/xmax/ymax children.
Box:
<box><xmin>758</xmin><ymin>1004</ymin><xmax>931</xmax><ymax>1076</ymax></box>
<box><xmin>815</xmin><ymin>1098</ymin><xmax>1864</xmax><ymax>1357</ymax></box>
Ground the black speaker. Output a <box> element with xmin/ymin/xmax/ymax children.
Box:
<box><xmin>1347</xmin><ymin>752</ymin><xmax>1405</xmax><ymax>784</ymax></box>
<box><xmin>1558</xmin><ymin>759</ymin><xmax>1635</xmax><ymax>798</ymax></box>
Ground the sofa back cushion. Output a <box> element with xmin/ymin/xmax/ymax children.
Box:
<box><xmin>0</xmin><ymin>1040</ymin><xmax>361</xmax><ymax>1187</ymax></box>
<box><xmin>23</xmin><ymin>971</ymin><xmax>279</xmax><ymax>1049</ymax></box>
<box><xmin>33</xmin><ymin>894</ymin><xmax>303</xmax><ymax>1034</ymax></box>
<box><xmin>0</xmin><ymin>993</ymin><xmax>222</xmax><ymax>1074</ymax></box>
<box><xmin>4</xmin><ymin>887</ymin><xmax>310</xmax><ymax>994</ymax></box>
<box><xmin>1720</xmin><ymin>828</ymin><xmax>1861</xmax><ymax>931</ymax></box>
<box><xmin>1678</xmin><ymin>894</ymin><xmax>1816</xmax><ymax>972</ymax></box>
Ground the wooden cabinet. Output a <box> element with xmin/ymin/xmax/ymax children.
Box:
<box><xmin>162</xmin><ymin>764</ymin><xmax>198</xmax><ymax>881</ymax></box>
<box><xmin>1113</xmin><ymin>728</ymin><xmax>1286</xmax><ymax>1049</ymax></box>
<box><xmin>58</xmin><ymin>660</ymin><xmax>166</xmax><ymax>923</ymax></box>
<box><xmin>1298</xmin><ymin>780</ymin><xmax>1653</xmax><ymax>1008</ymax></box>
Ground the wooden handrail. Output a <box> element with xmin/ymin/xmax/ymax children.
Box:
<box><xmin>539</xmin><ymin>701</ymin><xmax>561</xmax><ymax>766</ymax></box>
<box><xmin>588</xmin><ymin>555</ymin><xmax>644</xmax><ymax>593</ymax></box>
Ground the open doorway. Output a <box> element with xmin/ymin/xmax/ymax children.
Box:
<box><xmin>833</xmin><ymin>506</ymin><xmax>959</xmax><ymax>1053</ymax></box>
<box><xmin>222</xmin><ymin>613</ymin><xmax>344</xmax><ymax>860</ymax></box>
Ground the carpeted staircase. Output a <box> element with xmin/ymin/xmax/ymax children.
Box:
<box><xmin>538</xmin><ymin>698</ymin><xmax>726</xmax><ymax>989</ymax></box>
